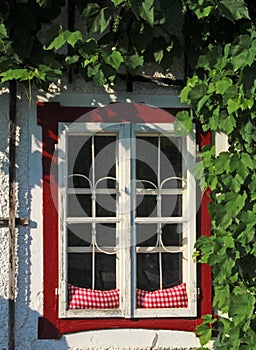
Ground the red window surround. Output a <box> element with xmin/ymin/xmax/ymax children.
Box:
<box><xmin>37</xmin><ymin>101</ymin><xmax>212</xmax><ymax>339</ymax></box>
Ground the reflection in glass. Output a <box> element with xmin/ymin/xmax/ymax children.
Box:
<box><xmin>162</xmin><ymin>224</ymin><xmax>183</xmax><ymax>246</ymax></box>
<box><xmin>137</xmin><ymin>253</ymin><xmax>182</xmax><ymax>291</ymax></box>
<box><xmin>67</xmin><ymin>194</ymin><xmax>92</xmax><ymax>217</ymax></box>
<box><xmin>95</xmin><ymin>136</ymin><xmax>116</xmax><ymax>187</ymax></box>
<box><xmin>136</xmin><ymin>137</ymin><xmax>157</xmax><ymax>186</ymax></box>
<box><xmin>136</xmin><ymin>195</ymin><xmax>157</xmax><ymax>217</ymax></box>
<box><xmin>68</xmin><ymin>136</ymin><xmax>91</xmax><ymax>188</ymax></box>
<box><xmin>136</xmin><ymin>224</ymin><xmax>157</xmax><ymax>246</ymax></box>
<box><xmin>96</xmin><ymin>224</ymin><xmax>116</xmax><ymax>247</ymax></box>
<box><xmin>96</xmin><ymin>194</ymin><xmax>116</xmax><ymax>217</ymax></box>
<box><xmin>68</xmin><ymin>253</ymin><xmax>116</xmax><ymax>290</ymax></box>
<box><xmin>161</xmin><ymin>195</ymin><xmax>182</xmax><ymax>217</ymax></box>
<box><xmin>160</xmin><ymin>136</ymin><xmax>182</xmax><ymax>182</ymax></box>
<box><xmin>68</xmin><ymin>223</ymin><xmax>92</xmax><ymax>246</ymax></box>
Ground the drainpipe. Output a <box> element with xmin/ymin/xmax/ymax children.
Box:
<box><xmin>8</xmin><ymin>79</ymin><xmax>17</xmax><ymax>350</ymax></box>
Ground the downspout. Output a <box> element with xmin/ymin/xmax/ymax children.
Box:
<box><xmin>8</xmin><ymin>80</ymin><xmax>17</xmax><ymax>350</ymax></box>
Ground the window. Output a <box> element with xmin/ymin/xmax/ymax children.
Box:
<box><xmin>38</xmin><ymin>102</ymin><xmax>212</xmax><ymax>338</ymax></box>
<box><xmin>58</xmin><ymin>120</ymin><xmax>197</xmax><ymax>318</ymax></box>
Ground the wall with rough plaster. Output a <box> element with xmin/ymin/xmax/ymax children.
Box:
<box><xmin>0</xmin><ymin>79</ymin><xmax>213</xmax><ymax>349</ymax></box>
<box><xmin>0</xmin><ymin>91</ymin><xmax>10</xmax><ymax>349</ymax></box>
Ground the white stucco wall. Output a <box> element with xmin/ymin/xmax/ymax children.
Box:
<box><xmin>0</xmin><ymin>79</ymin><xmax>216</xmax><ymax>349</ymax></box>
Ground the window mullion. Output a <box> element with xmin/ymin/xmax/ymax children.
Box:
<box><xmin>157</xmin><ymin>135</ymin><xmax>163</xmax><ymax>290</ymax></box>
<box><xmin>118</xmin><ymin>123</ymin><xmax>132</xmax><ymax>317</ymax></box>
<box><xmin>186</xmin><ymin>128</ymin><xmax>197</xmax><ymax>312</ymax></box>
<box><xmin>91</xmin><ymin>135</ymin><xmax>96</xmax><ymax>290</ymax></box>
<box><xmin>130</xmin><ymin>123</ymin><xmax>136</xmax><ymax>318</ymax></box>
<box><xmin>58</xmin><ymin>125</ymin><xmax>68</xmax><ymax>317</ymax></box>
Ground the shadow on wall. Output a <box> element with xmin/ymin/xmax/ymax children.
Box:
<box><xmin>0</xmin><ymin>295</ymin><xmax>69</xmax><ymax>349</ymax></box>
<box><xmin>0</xmin><ymin>92</ymin><xmax>69</xmax><ymax>349</ymax></box>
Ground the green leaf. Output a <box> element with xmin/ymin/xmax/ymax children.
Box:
<box><xmin>65</xmin><ymin>55</ymin><xmax>79</xmax><ymax>64</ymax></box>
<box><xmin>125</xmin><ymin>52</ymin><xmax>144</xmax><ymax>71</ymax></box>
<box><xmin>188</xmin><ymin>82</ymin><xmax>208</xmax><ymax>102</ymax></box>
<box><xmin>0</xmin><ymin>68</ymin><xmax>30</xmax><ymax>82</ymax></box>
<box><xmin>240</xmin><ymin>63</ymin><xmax>256</xmax><ymax>97</ymax></box>
<box><xmin>215</xmin><ymin>152</ymin><xmax>230</xmax><ymax>174</ymax></box>
<box><xmin>153</xmin><ymin>50</ymin><xmax>164</xmax><ymax>63</ymax></box>
<box><xmin>46</xmin><ymin>30</ymin><xmax>82</xmax><ymax>50</ymax></box>
<box><xmin>140</xmin><ymin>0</ymin><xmax>154</xmax><ymax>26</ymax></box>
<box><xmin>220</xmin><ymin>0</ymin><xmax>250</xmax><ymax>21</ymax></box>
<box><xmin>45</xmin><ymin>31</ymin><xmax>66</xmax><ymax>50</ymax></box>
<box><xmin>196</xmin><ymin>316</ymin><xmax>214</xmax><ymax>346</ymax></box>
<box><xmin>66</xmin><ymin>31</ymin><xmax>82</xmax><ymax>48</ymax></box>
<box><xmin>187</xmin><ymin>0</ymin><xmax>214</xmax><ymax>19</ymax></box>
<box><xmin>216</xmin><ymin>78</ymin><xmax>232</xmax><ymax>95</ymax></box>
<box><xmin>82</xmin><ymin>54</ymin><xmax>98</xmax><ymax>67</ymax></box>
<box><xmin>0</xmin><ymin>23</ymin><xmax>7</xmax><ymax>39</ymax></box>
<box><xmin>84</xmin><ymin>3</ymin><xmax>111</xmax><ymax>34</ymax></box>
<box><xmin>110</xmin><ymin>0</ymin><xmax>126</xmax><ymax>5</ymax></box>
<box><xmin>227</xmin><ymin>98</ymin><xmax>240</xmax><ymax>114</ymax></box>
<box><xmin>213</xmin><ymin>284</ymin><xmax>230</xmax><ymax>310</ymax></box>
<box><xmin>219</xmin><ymin>114</ymin><xmax>236</xmax><ymax>134</ymax></box>
<box><xmin>180</xmin><ymin>76</ymin><xmax>199</xmax><ymax>103</ymax></box>
<box><xmin>226</xmin><ymin>192</ymin><xmax>247</xmax><ymax>217</ymax></box>
<box><xmin>87</xmin><ymin>63</ymin><xmax>106</xmax><ymax>86</ymax></box>
<box><xmin>196</xmin><ymin>5</ymin><xmax>214</xmax><ymax>19</ymax></box>
<box><xmin>222</xmin><ymin>85</ymin><xmax>238</xmax><ymax>105</ymax></box>
<box><xmin>193</xmin><ymin>161</ymin><xmax>205</xmax><ymax>180</ymax></box>
<box><xmin>174</xmin><ymin>110</ymin><xmax>193</xmax><ymax>136</ymax></box>
<box><xmin>230</xmin><ymin>35</ymin><xmax>256</xmax><ymax>71</ymax></box>
<box><xmin>229</xmin><ymin>287</ymin><xmax>255</xmax><ymax>325</ymax></box>
<box><xmin>241</xmin><ymin>153</ymin><xmax>254</xmax><ymax>170</ymax></box>
<box><xmin>197</xmin><ymin>94</ymin><xmax>210</xmax><ymax>112</ymax></box>
<box><xmin>231</xmin><ymin>174</ymin><xmax>244</xmax><ymax>193</ymax></box>
<box><xmin>35</xmin><ymin>0</ymin><xmax>48</xmax><ymax>6</ymax></box>
<box><xmin>103</xmin><ymin>50</ymin><xmax>123</xmax><ymax>70</ymax></box>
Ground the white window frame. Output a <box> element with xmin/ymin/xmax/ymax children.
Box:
<box><xmin>58</xmin><ymin>122</ymin><xmax>197</xmax><ymax>318</ymax></box>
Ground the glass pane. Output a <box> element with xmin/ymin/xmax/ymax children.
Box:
<box><xmin>136</xmin><ymin>195</ymin><xmax>157</xmax><ymax>217</ymax></box>
<box><xmin>96</xmin><ymin>224</ymin><xmax>116</xmax><ymax>247</ymax></box>
<box><xmin>68</xmin><ymin>253</ymin><xmax>116</xmax><ymax>290</ymax></box>
<box><xmin>137</xmin><ymin>253</ymin><xmax>182</xmax><ymax>291</ymax></box>
<box><xmin>96</xmin><ymin>194</ymin><xmax>116</xmax><ymax>217</ymax></box>
<box><xmin>137</xmin><ymin>253</ymin><xmax>160</xmax><ymax>290</ymax></box>
<box><xmin>136</xmin><ymin>137</ymin><xmax>158</xmax><ymax>186</ymax></box>
<box><xmin>162</xmin><ymin>224</ymin><xmax>182</xmax><ymax>246</ymax></box>
<box><xmin>160</xmin><ymin>136</ymin><xmax>182</xmax><ymax>185</ymax></box>
<box><xmin>95</xmin><ymin>135</ymin><xmax>116</xmax><ymax>188</ymax></box>
<box><xmin>95</xmin><ymin>254</ymin><xmax>116</xmax><ymax>290</ymax></box>
<box><xmin>162</xmin><ymin>253</ymin><xmax>182</xmax><ymax>288</ymax></box>
<box><xmin>161</xmin><ymin>195</ymin><xmax>182</xmax><ymax>217</ymax></box>
<box><xmin>67</xmin><ymin>194</ymin><xmax>92</xmax><ymax>217</ymax></box>
<box><xmin>136</xmin><ymin>224</ymin><xmax>157</xmax><ymax>246</ymax></box>
<box><xmin>68</xmin><ymin>136</ymin><xmax>91</xmax><ymax>188</ymax></box>
<box><xmin>68</xmin><ymin>253</ymin><xmax>92</xmax><ymax>288</ymax></box>
<box><xmin>68</xmin><ymin>224</ymin><xmax>91</xmax><ymax>246</ymax></box>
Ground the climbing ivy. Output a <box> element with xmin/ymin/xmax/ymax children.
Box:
<box><xmin>0</xmin><ymin>0</ymin><xmax>184</xmax><ymax>87</ymax></box>
<box><xmin>0</xmin><ymin>1</ymin><xmax>255</xmax><ymax>349</ymax></box>
<box><xmin>175</xmin><ymin>1</ymin><xmax>256</xmax><ymax>348</ymax></box>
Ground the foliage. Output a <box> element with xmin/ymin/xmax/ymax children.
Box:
<box><xmin>176</xmin><ymin>1</ymin><xmax>256</xmax><ymax>349</ymax></box>
<box><xmin>0</xmin><ymin>0</ymin><xmax>184</xmax><ymax>87</ymax></box>
<box><xmin>0</xmin><ymin>1</ymin><xmax>255</xmax><ymax>349</ymax></box>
